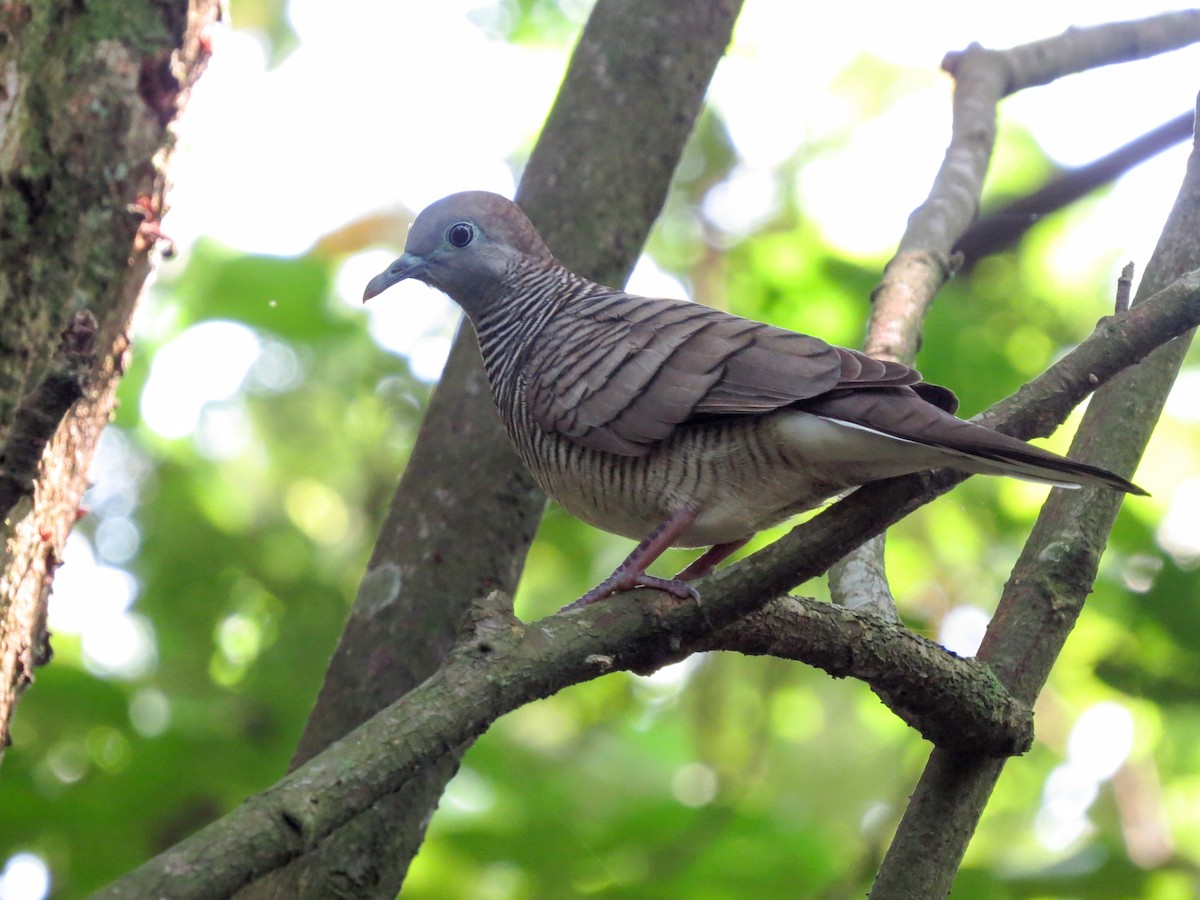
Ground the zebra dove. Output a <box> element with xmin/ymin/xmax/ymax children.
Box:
<box><xmin>364</xmin><ymin>191</ymin><xmax>1144</xmax><ymax>607</ymax></box>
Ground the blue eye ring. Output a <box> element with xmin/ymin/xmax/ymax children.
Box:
<box><xmin>447</xmin><ymin>222</ymin><xmax>475</xmax><ymax>248</ymax></box>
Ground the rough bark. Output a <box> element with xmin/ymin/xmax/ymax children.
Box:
<box><xmin>236</xmin><ymin>2</ymin><xmax>745</xmax><ymax>897</ymax></box>
<box><xmin>0</xmin><ymin>0</ymin><xmax>218</xmax><ymax>757</ymax></box>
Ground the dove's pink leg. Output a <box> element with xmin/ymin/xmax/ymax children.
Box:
<box><xmin>564</xmin><ymin>511</ymin><xmax>747</xmax><ymax>610</ymax></box>
<box><xmin>673</xmin><ymin>538</ymin><xmax>749</xmax><ymax>581</ymax></box>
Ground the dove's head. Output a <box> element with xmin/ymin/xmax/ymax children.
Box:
<box><xmin>363</xmin><ymin>191</ymin><xmax>553</xmax><ymax>315</ymax></box>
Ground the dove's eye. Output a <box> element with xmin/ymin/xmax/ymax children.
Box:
<box><xmin>446</xmin><ymin>222</ymin><xmax>475</xmax><ymax>248</ymax></box>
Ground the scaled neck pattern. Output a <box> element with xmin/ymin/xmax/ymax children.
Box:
<box><xmin>472</xmin><ymin>258</ymin><xmax>597</xmax><ymax>418</ymax></box>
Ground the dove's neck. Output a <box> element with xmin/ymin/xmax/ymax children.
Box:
<box><xmin>471</xmin><ymin>260</ymin><xmax>594</xmax><ymax>411</ymax></box>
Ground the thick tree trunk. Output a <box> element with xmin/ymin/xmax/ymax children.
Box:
<box><xmin>0</xmin><ymin>0</ymin><xmax>219</xmax><ymax>754</ymax></box>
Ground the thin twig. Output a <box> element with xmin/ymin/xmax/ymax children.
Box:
<box><xmin>954</xmin><ymin>111</ymin><xmax>1194</xmax><ymax>267</ymax></box>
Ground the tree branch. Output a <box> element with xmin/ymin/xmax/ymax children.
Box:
<box><xmin>828</xmin><ymin>12</ymin><xmax>1198</xmax><ymax>618</ymax></box>
<box><xmin>943</xmin><ymin>10</ymin><xmax>1200</xmax><ymax>94</ymax></box>
<box><xmin>697</xmin><ymin>596</ymin><xmax>1032</xmax><ymax>756</ymax></box>
<box><xmin>870</xmin><ymin>98</ymin><xmax>1200</xmax><ymax>899</ymax></box>
<box><xmin>870</xmin><ymin>9</ymin><xmax>1200</xmax><ymax>366</ymax></box>
<box><xmin>96</xmin><ymin>244</ymin><xmax>1200</xmax><ymax>899</ymax></box>
<box><xmin>955</xmin><ymin>110</ymin><xmax>1195</xmax><ymax>267</ymax></box>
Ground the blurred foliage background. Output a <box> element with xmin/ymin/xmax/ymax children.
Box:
<box><xmin>2</xmin><ymin>1</ymin><xmax>1199</xmax><ymax>898</ymax></box>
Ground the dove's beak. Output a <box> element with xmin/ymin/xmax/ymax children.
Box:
<box><xmin>363</xmin><ymin>252</ymin><xmax>428</xmax><ymax>302</ymax></box>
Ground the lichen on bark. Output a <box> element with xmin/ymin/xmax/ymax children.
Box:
<box><xmin>0</xmin><ymin>0</ymin><xmax>219</xmax><ymax>754</ymax></box>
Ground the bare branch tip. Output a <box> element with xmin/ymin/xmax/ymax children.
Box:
<box><xmin>942</xmin><ymin>41</ymin><xmax>987</xmax><ymax>76</ymax></box>
<box><xmin>1115</xmin><ymin>263</ymin><xmax>1135</xmax><ymax>313</ymax></box>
